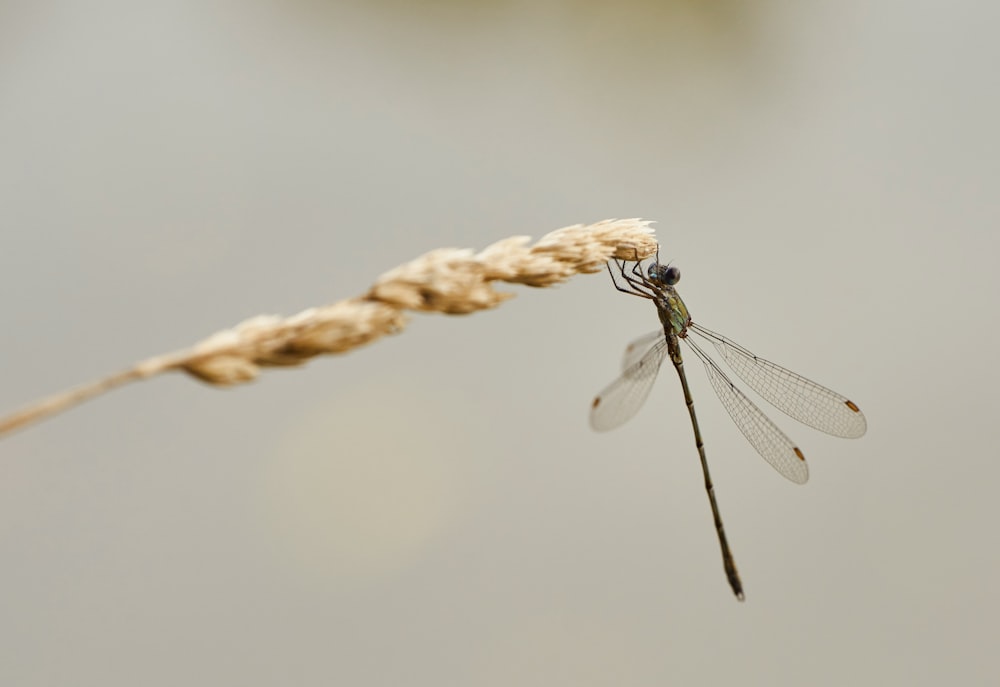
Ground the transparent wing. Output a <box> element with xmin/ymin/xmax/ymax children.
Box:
<box><xmin>685</xmin><ymin>337</ymin><xmax>809</xmax><ymax>484</ymax></box>
<box><xmin>690</xmin><ymin>323</ymin><xmax>867</xmax><ymax>439</ymax></box>
<box><xmin>621</xmin><ymin>330</ymin><xmax>664</xmax><ymax>371</ymax></box>
<box><xmin>590</xmin><ymin>337</ymin><xmax>669</xmax><ymax>432</ymax></box>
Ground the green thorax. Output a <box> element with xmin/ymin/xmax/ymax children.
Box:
<box><xmin>657</xmin><ymin>286</ymin><xmax>691</xmax><ymax>337</ymax></box>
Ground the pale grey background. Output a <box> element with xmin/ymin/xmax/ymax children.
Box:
<box><xmin>1</xmin><ymin>1</ymin><xmax>997</xmax><ymax>685</ymax></box>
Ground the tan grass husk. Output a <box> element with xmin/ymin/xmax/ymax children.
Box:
<box><xmin>0</xmin><ymin>219</ymin><xmax>657</xmax><ymax>437</ymax></box>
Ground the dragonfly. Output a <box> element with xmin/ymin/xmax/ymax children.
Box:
<box><xmin>590</xmin><ymin>253</ymin><xmax>866</xmax><ymax>600</ymax></box>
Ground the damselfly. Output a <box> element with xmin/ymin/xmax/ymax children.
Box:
<box><xmin>590</xmin><ymin>254</ymin><xmax>866</xmax><ymax>600</ymax></box>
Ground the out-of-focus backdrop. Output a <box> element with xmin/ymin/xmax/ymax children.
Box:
<box><xmin>2</xmin><ymin>1</ymin><xmax>997</xmax><ymax>684</ymax></box>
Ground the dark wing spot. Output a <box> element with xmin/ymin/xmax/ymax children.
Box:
<box><xmin>793</xmin><ymin>447</ymin><xmax>806</xmax><ymax>462</ymax></box>
<box><xmin>845</xmin><ymin>400</ymin><xmax>861</xmax><ymax>413</ymax></box>
<box><xmin>592</xmin><ymin>397</ymin><xmax>601</xmax><ymax>409</ymax></box>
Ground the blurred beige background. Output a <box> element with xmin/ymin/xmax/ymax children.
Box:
<box><xmin>1</xmin><ymin>0</ymin><xmax>997</xmax><ymax>684</ymax></box>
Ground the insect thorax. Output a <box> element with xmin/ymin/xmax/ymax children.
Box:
<box><xmin>656</xmin><ymin>288</ymin><xmax>691</xmax><ymax>337</ymax></box>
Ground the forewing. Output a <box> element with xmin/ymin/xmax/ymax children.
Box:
<box><xmin>590</xmin><ymin>338</ymin><xmax>669</xmax><ymax>432</ymax></box>
<box><xmin>621</xmin><ymin>330</ymin><xmax>663</xmax><ymax>371</ymax></box>
<box><xmin>685</xmin><ymin>338</ymin><xmax>809</xmax><ymax>484</ymax></box>
<box><xmin>690</xmin><ymin>324</ymin><xmax>867</xmax><ymax>439</ymax></box>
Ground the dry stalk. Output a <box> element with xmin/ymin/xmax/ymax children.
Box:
<box><xmin>0</xmin><ymin>219</ymin><xmax>657</xmax><ymax>438</ymax></box>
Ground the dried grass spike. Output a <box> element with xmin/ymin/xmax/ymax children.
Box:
<box><xmin>0</xmin><ymin>218</ymin><xmax>658</xmax><ymax>437</ymax></box>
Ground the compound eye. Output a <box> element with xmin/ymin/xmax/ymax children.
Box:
<box><xmin>646</xmin><ymin>264</ymin><xmax>661</xmax><ymax>280</ymax></box>
<box><xmin>663</xmin><ymin>265</ymin><xmax>680</xmax><ymax>285</ymax></box>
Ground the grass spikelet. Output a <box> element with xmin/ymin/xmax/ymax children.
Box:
<box><xmin>0</xmin><ymin>218</ymin><xmax>656</xmax><ymax>437</ymax></box>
